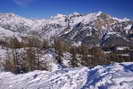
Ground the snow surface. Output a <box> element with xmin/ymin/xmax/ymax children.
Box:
<box><xmin>0</xmin><ymin>27</ymin><xmax>15</xmax><ymax>38</ymax></box>
<box><xmin>70</xmin><ymin>12</ymin><xmax>99</xmax><ymax>26</ymax></box>
<box><xmin>113</xmin><ymin>17</ymin><xmax>130</xmax><ymax>22</ymax></box>
<box><xmin>0</xmin><ymin>62</ymin><xmax>133</xmax><ymax>89</ymax></box>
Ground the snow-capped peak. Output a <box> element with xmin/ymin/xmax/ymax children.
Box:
<box><xmin>0</xmin><ymin>13</ymin><xmax>17</xmax><ymax>19</ymax></box>
<box><xmin>96</xmin><ymin>11</ymin><xmax>103</xmax><ymax>16</ymax></box>
<box><xmin>122</xmin><ymin>17</ymin><xmax>130</xmax><ymax>22</ymax></box>
<box><xmin>51</xmin><ymin>14</ymin><xmax>66</xmax><ymax>19</ymax></box>
<box><xmin>72</xmin><ymin>12</ymin><xmax>81</xmax><ymax>16</ymax></box>
<box><xmin>113</xmin><ymin>17</ymin><xmax>130</xmax><ymax>22</ymax></box>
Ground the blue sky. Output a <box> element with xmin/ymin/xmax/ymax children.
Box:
<box><xmin>0</xmin><ymin>0</ymin><xmax>133</xmax><ymax>19</ymax></box>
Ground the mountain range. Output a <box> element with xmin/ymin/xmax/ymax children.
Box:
<box><xmin>0</xmin><ymin>11</ymin><xmax>133</xmax><ymax>48</ymax></box>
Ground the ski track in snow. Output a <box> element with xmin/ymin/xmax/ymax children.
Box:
<box><xmin>0</xmin><ymin>62</ymin><xmax>133</xmax><ymax>89</ymax></box>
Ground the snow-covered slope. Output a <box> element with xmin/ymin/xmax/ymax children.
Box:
<box><xmin>0</xmin><ymin>27</ymin><xmax>15</xmax><ymax>38</ymax></box>
<box><xmin>0</xmin><ymin>62</ymin><xmax>133</xmax><ymax>89</ymax></box>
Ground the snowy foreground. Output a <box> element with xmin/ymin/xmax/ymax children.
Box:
<box><xmin>0</xmin><ymin>62</ymin><xmax>133</xmax><ymax>89</ymax></box>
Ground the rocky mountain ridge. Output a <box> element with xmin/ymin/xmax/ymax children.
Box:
<box><xmin>0</xmin><ymin>11</ymin><xmax>133</xmax><ymax>48</ymax></box>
